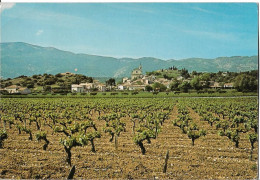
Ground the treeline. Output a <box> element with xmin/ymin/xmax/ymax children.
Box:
<box><xmin>145</xmin><ymin>69</ymin><xmax>258</xmax><ymax>93</ymax></box>
<box><xmin>1</xmin><ymin>73</ymin><xmax>93</xmax><ymax>93</ymax></box>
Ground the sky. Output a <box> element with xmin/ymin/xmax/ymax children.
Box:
<box><xmin>0</xmin><ymin>2</ymin><xmax>258</xmax><ymax>60</ymax></box>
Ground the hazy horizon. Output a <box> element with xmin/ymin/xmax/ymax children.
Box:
<box><xmin>1</xmin><ymin>41</ymin><xmax>258</xmax><ymax>61</ymax></box>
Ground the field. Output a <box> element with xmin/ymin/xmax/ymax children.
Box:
<box><xmin>0</xmin><ymin>97</ymin><xmax>258</xmax><ymax>179</ymax></box>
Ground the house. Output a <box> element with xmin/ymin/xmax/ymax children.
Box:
<box><xmin>141</xmin><ymin>75</ymin><xmax>155</xmax><ymax>85</ymax></box>
<box><xmin>127</xmin><ymin>85</ymin><xmax>146</xmax><ymax>91</ymax></box>
<box><xmin>4</xmin><ymin>85</ymin><xmax>31</xmax><ymax>94</ymax></box>
<box><xmin>118</xmin><ymin>85</ymin><xmax>127</xmax><ymax>90</ymax></box>
<box><xmin>79</xmin><ymin>83</ymin><xmax>94</xmax><ymax>91</ymax></box>
<box><xmin>18</xmin><ymin>87</ymin><xmax>31</xmax><ymax>94</ymax></box>
<box><xmin>122</xmin><ymin>77</ymin><xmax>129</xmax><ymax>83</ymax></box>
<box><xmin>5</xmin><ymin>85</ymin><xmax>19</xmax><ymax>93</ymax></box>
<box><xmin>142</xmin><ymin>78</ymin><xmax>149</xmax><ymax>85</ymax></box>
<box><xmin>224</xmin><ymin>83</ymin><xmax>234</xmax><ymax>88</ymax></box>
<box><xmin>71</xmin><ymin>84</ymin><xmax>84</xmax><ymax>93</ymax></box>
<box><xmin>131</xmin><ymin>64</ymin><xmax>143</xmax><ymax>80</ymax></box>
<box><xmin>210</xmin><ymin>82</ymin><xmax>221</xmax><ymax>89</ymax></box>
<box><xmin>97</xmin><ymin>84</ymin><xmax>106</xmax><ymax>92</ymax></box>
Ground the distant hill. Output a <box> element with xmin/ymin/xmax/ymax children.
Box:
<box><xmin>0</xmin><ymin>42</ymin><xmax>258</xmax><ymax>79</ymax></box>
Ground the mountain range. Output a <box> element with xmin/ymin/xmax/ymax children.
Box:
<box><xmin>0</xmin><ymin>42</ymin><xmax>258</xmax><ymax>79</ymax></box>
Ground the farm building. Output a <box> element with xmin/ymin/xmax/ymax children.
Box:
<box><xmin>224</xmin><ymin>83</ymin><xmax>234</xmax><ymax>88</ymax></box>
<box><xmin>71</xmin><ymin>84</ymin><xmax>84</xmax><ymax>93</ymax></box>
<box><xmin>4</xmin><ymin>85</ymin><xmax>31</xmax><ymax>94</ymax></box>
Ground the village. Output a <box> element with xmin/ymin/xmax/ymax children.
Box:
<box><xmin>1</xmin><ymin>64</ymin><xmax>238</xmax><ymax>95</ymax></box>
<box><xmin>70</xmin><ymin>64</ymin><xmax>234</xmax><ymax>93</ymax></box>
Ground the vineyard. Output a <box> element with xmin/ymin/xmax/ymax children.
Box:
<box><xmin>0</xmin><ymin>97</ymin><xmax>258</xmax><ymax>179</ymax></box>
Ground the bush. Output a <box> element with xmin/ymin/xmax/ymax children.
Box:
<box><xmin>131</xmin><ymin>92</ymin><xmax>138</xmax><ymax>95</ymax></box>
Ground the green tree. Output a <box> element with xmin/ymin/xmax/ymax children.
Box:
<box><xmin>169</xmin><ymin>80</ymin><xmax>180</xmax><ymax>91</ymax></box>
<box><xmin>145</xmin><ymin>85</ymin><xmax>153</xmax><ymax>92</ymax></box>
<box><xmin>178</xmin><ymin>81</ymin><xmax>191</xmax><ymax>93</ymax></box>
<box><xmin>234</xmin><ymin>74</ymin><xmax>258</xmax><ymax>92</ymax></box>
<box><xmin>181</xmin><ymin>68</ymin><xmax>190</xmax><ymax>79</ymax></box>
<box><xmin>190</xmin><ymin>77</ymin><xmax>202</xmax><ymax>90</ymax></box>
<box><xmin>106</xmin><ymin>78</ymin><xmax>116</xmax><ymax>86</ymax></box>
<box><xmin>152</xmin><ymin>82</ymin><xmax>167</xmax><ymax>92</ymax></box>
<box><xmin>200</xmin><ymin>73</ymin><xmax>210</xmax><ymax>81</ymax></box>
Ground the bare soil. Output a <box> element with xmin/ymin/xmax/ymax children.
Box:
<box><xmin>0</xmin><ymin>105</ymin><xmax>258</xmax><ymax>179</ymax></box>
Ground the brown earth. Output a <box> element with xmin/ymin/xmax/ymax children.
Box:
<box><xmin>0</xmin><ymin>105</ymin><xmax>258</xmax><ymax>179</ymax></box>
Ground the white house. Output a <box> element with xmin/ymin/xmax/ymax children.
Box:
<box><xmin>97</xmin><ymin>84</ymin><xmax>106</xmax><ymax>92</ymax></box>
<box><xmin>127</xmin><ymin>85</ymin><xmax>146</xmax><ymax>91</ymax></box>
<box><xmin>5</xmin><ymin>85</ymin><xmax>19</xmax><ymax>93</ymax></box>
<box><xmin>79</xmin><ymin>83</ymin><xmax>94</xmax><ymax>91</ymax></box>
<box><xmin>224</xmin><ymin>83</ymin><xmax>234</xmax><ymax>88</ymax></box>
<box><xmin>71</xmin><ymin>84</ymin><xmax>84</xmax><ymax>93</ymax></box>
<box><xmin>118</xmin><ymin>85</ymin><xmax>127</xmax><ymax>90</ymax></box>
<box><xmin>4</xmin><ymin>85</ymin><xmax>31</xmax><ymax>94</ymax></box>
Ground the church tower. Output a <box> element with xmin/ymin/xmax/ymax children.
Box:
<box><xmin>131</xmin><ymin>64</ymin><xmax>143</xmax><ymax>80</ymax></box>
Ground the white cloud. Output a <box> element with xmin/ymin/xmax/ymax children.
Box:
<box><xmin>0</xmin><ymin>3</ymin><xmax>16</xmax><ymax>13</ymax></box>
<box><xmin>36</xmin><ymin>30</ymin><xmax>44</xmax><ymax>36</ymax></box>
<box><xmin>183</xmin><ymin>29</ymin><xmax>237</xmax><ymax>41</ymax></box>
<box><xmin>192</xmin><ymin>7</ymin><xmax>214</xmax><ymax>14</ymax></box>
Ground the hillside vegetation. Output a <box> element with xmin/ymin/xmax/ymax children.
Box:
<box><xmin>1</xmin><ymin>42</ymin><xmax>258</xmax><ymax>79</ymax></box>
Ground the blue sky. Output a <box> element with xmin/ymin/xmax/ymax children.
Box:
<box><xmin>1</xmin><ymin>3</ymin><xmax>258</xmax><ymax>60</ymax></box>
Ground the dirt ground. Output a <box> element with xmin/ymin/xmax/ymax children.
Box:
<box><xmin>0</xmin><ymin>104</ymin><xmax>258</xmax><ymax>179</ymax></box>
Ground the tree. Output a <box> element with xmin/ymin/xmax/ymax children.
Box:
<box><xmin>178</xmin><ymin>81</ymin><xmax>191</xmax><ymax>93</ymax></box>
<box><xmin>200</xmin><ymin>73</ymin><xmax>210</xmax><ymax>81</ymax></box>
<box><xmin>234</xmin><ymin>74</ymin><xmax>258</xmax><ymax>92</ymax></box>
<box><xmin>190</xmin><ymin>77</ymin><xmax>202</xmax><ymax>91</ymax></box>
<box><xmin>145</xmin><ymin>85</ymin><xmax>153</xmax><ymax>92</ymax></box>
<box><xmin>43</xmin><ymin>85</ymin><xmax>52</xmax><ymax>92</ymax></box>
<box><xmin>55</xmin><ymin>73</ymin><xmax>63</xmax><ymax>78</ymax></box>
<box><xmin>106</xmin><ymin>78</ymin><xmax>116</xmax><ymax>86</ymax></box>
<box><xmin>191</xmin><ymin>71</ymin><xmax>198</xmax><ymax>76</ymax></box>
<box><xmin>152</xmin><ymin>82</ymin><xmax>167</xmax><ymax>92</ymax></box>
<box><xmin>26</xmin><ymin>83</ymin><xmax>34</xmax><ymax>88</ymax></box>
<box><xmin>169</xmin><ymin>80</ymin><xmax>180</xmax><ymax>91</ymax></box>
<box><xmin>181</xmin><ymin>68</ymin><xmax>190</xmax><ymax>79</ymax></box>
